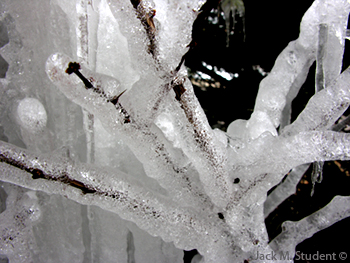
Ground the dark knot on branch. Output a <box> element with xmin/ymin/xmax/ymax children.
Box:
<box><xmin>66</xmin><ymin>62</ymin><xmax>94</xmax><ymax>89</ymax></box>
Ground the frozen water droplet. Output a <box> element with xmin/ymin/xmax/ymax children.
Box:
<box><xmin>17</xmin><ymin>98</ymin><xmax>47</xmax><ymax>133</ymax></box>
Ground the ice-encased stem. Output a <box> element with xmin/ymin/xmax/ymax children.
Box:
<box><xmin>270</xmin><ymin>195</ymin><xmax>350</xmax><ymax>257</ymax></box>
<box><xmin>264</xmin><ymin>164</ymin><xmax>310</xmax><ymax>218</ymax></box>
<box><xmin>282</xmin><ymin>66</ymin><xmax>350</xmax><ymax>136</ymax></box>
<box><xmin>0</xmin><ymin>140</ymin><xmax>236</xmax><ymax>261</ymax></box>
<box><xmin>231</xmin><ymin>130</ymin><xmax>350</xmax><ymax>206</ymax></box>
<box><xmin>310</xmin><ymin>115</ymin><xmax>350</xmax><ymax>193</ymax></box>
<box><xmin>248</xmin><ymin>0</ymin><xmax>350</xmax><ymax>138</ymax></box>
<box><xmin>176</xmin><ymin>78</ymin><xmax>232</xmax><ymax>208</ymax></box>
<box><xmin>76</xmin><ymin>0</ymin><xmax>96</xmax><ymax>164</ymax></box>
<box><xmin>311</xmin><ymin>114</ymin><xmax>350</xmax><ymax>196</ymax></box>
<box><xmin>277</xmin><ymin>131</ymin><xmax>350</xmax><ymax>171</ymax></box>
<box><xmin>46</xmin><ymin>52</ymin><xmax>212</xmax><ymax>208</ymax></box>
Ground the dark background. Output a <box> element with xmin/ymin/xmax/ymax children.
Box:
<box><xmin>184</xmin><ymin>0</ymin><xmax>350</xmax><ymax>262</ymax></box>
<box><xmin>185</xmin><ymin>0</ymin><xmax>320</xmax><ymax>128</ymax></box>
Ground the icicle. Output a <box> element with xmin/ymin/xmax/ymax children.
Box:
<box><xmin>220</xmin><ymin>0</ymin><xmax>245</xmax><ymax>47</ymax></box>
<box><xmin>310</xmin><ymin>161</ymin><xmax>324</xmax><ymax>196</ymax></box>
<box><xmin>315</xmin><ymin>23</ymin><xmax>328</xmax><ymax>92</ymax></box>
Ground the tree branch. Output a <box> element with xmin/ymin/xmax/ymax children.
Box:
<box><xmin>173</xmin><ymin>78</ymin><xmax>232</xmax><ymax>208</ymax></box>
<box><xmin>264</xmin><ymin>164</ymin><xmax>310</xmax><ymax>217</ymax></box>
<box><xmin>226</xmin><ymin>130</ymin><xmax>350</xmax><ymax>209</ymax></box>
<box><xmin>46</xmin><ymin>53</ymin><xmax>213</xmax><ymax>209</ymax></box>
<box><xmin>130</xmin><ymin>0</ymin><xmax>157</xmax><ymax>58</ymax></box>
<box><xmin>274</xmin><ymin>119</ymin><xmax>350</xmax><ymax>211</ymax></box>
<box><xmin>249</xmin><ymin>0</ymin><xmax>350</xmax><ymax>139</ymax></box>
<box><xmin>0</xmin><ymin>139</ymin><xmax>234</xmax><ymax>258</ymax></box>
<box><xmin>127</xmin><ymin>0</ymin><xmax>233</xmax><ymax>207</ymax></box>
<box><xmin>282</xmin><ymin>67</ymin><xmax>350</xmax><ymax>137</ymax></box>
<box><xmin>270</xmin><ymin>195</ymin><xmax>350</xmax><ymax>257</ymax></box>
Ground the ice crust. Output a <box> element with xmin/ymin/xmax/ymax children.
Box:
<box><xmin>1</xmin><ymin>0</ymin><xmax>350</xmax><ymax>262</ymax></box>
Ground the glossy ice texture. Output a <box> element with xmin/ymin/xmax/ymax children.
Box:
<box><xmin>1</xmin><ymin>0</ymin><xmax>350</xmax><ymax>262</ymax></box>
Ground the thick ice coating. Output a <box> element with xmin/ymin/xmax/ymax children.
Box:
<box><xmin>1</xmin><ymin>0</ymin><xmax>350</xmax><ymax>262</ymax></box>
<box><xmin>247</xmin><ymin>0</ymin><xmax>350</xmax><ymax>140</ymax></box>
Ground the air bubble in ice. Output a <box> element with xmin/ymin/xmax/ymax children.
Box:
<box><xmin>22</xmin><ymin>191</ymin><xmax>41</xmax><ymax>222</ymax></box>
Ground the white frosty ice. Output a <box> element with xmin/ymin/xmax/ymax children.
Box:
<box><xmin>246</xmin><ymin>110</ymin><xmax>277</xmax><ymax>140</ymax></box>
<box><xmin>2</xmin><ymin>0</ymin><xmax>350</xmax><ymax>262</ymax></box>
<box><xmin>16</xmin><ymin>98</ymin><xmax>47</xmax><ymax>133</ymax></box>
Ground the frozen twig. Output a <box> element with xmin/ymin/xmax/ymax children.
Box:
<box><xmin>229</xmin><ymin>130</ymin><xmax>350</xmax><ymax>207</ymax></box>
<box><xmin>277</xmin><ymin>131</ymin><xmax>350</xmax><ymax>171</ymax></box>
<box><xmin>310</xmin><ymin>113</ymin><xmax>350</xmax><ymax>196</ymax></box>
<box><xmin>76</xmin><ymin>0</ymin><xmax>96</xmax><ymax>164</ymax></box>
<box><xmin>130</xmin><ymin>0</ymin><xmax>157</xmax><ymax>58</ymax></box>
<box><xmin>248</xmin><ymin>0</ymin><xmax>350</xmax><ymax>139</ymax></box>
<box><xmin>253</xmin><ymin>131</ymin><xmax>350</xmax><ymax>203</ymax></box>
<box><xmin>266</xmin><ymin>117</ymin><xmax>350</xmax><ymax>211</ymax></box>
<box><xmin>46</xmin><ymin>52</ymin><xmax>212</xmax><ymax>208</ymax></box>
<box><xmin>126</xmin><ymin>0</ymin><xmax>232</xmax><ymax>208</ymax></box>
<box><xmin>282</xmin><ymin>66</ymin><xmax>350</xmax><ymax>136</ymax></box>
<box><xmin>0</xmin><ymin>140</ymin><xmax>236</xmax><ymax>261</ymax></box>
<box><xmin>264</xmin><ymin>164</ymin><xmax>310</xmax><ymax>218</ymax></box>
<box><xmin>270</xmin><ymin>195</ymin><xmax>350</xmax><ymax>257</ymax></box>
<box><xmin>174</xmin><ymin>78</ymin><xmax>232</xmax><ymax>208</ymax></box>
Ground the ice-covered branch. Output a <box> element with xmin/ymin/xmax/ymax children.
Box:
<box><xmin>270</xmin><ymin>195</ymin><xmax>350</xmax><ymax>257</ymax></box>
<box><xmin>2</xmin><ymin>0</ymin><xmax>350</xmax><ymax>261</ymax></box>
<box><xmin>264</xmin><ymin>164</ymin><xmax>310</xmax><ymax>218</ymax></box>
<box><xmin>45</xmin><ymin>53</ymin><xmax>212</xmax><ymax>209</ymax></box>
<box><xmin>281</xmin><ymin>131</ymin><xmax>350</xmax><ymax>165</ymax></box>
<box><xmin>59</xmin><ymin>0</ymin><xmax>233</xmax><ymax>208</ymax></box>
<box><xmin>247</xmin><ymin>0</ymin><xmax>350</xmax><ymax>139</ymax></box>
<box><xmin>265</xmin><ymin>114</ymin><xmax>350</xmax><ymax>216</ymax></box>
<box><xmin>0</xmin><ymin>140</ymin><xmax>238</xmax><ymax>261</ymax></box>
<box><xmin>282</xmin><ymin>66</ymin><xmax>350</xmax><ymax>136</ymax></box>
<box><xmin>262</xmin><ymin>131</ymin><xmax>350</xmax><ymax>180</ymax></box>
<box><xmin>226</xmin><ymin>130</ymin><xmax>350</xmax><ymax>210</ymax></box>
<box><xmin>171</xmin><ymin>78</ymin><xmax>232</xmax><ymax>208</ymax></box>
<box><xmin>129</xmin><ymin>0</ymin><xmax>157</xmax><ymax>58</ymax></box>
